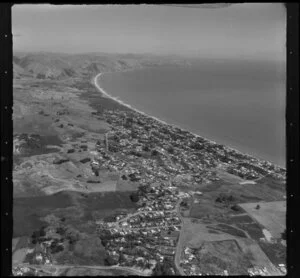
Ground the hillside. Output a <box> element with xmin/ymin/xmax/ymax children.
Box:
<box><xmin>13</xmin><ymin>52</ymin><xmax>191</xmax><ymax>80</ymax></box>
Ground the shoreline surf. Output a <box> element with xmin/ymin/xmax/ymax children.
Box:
<box><xmin>93</xmin><ymin>72</ymin><xmax>285</xmax><ymax>170</ymax></box>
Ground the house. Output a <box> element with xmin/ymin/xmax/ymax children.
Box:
<box><xmin>35</xmin><ymin>254</ymin><xmax>43</xmax><ymax>263</ymax></box>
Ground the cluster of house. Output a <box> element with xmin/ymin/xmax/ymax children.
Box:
<box><xmin>28</xmin><ymin>249</ymin><xmax>52</xmax><ymax>265</ymax></box>
<box><xmin>97</xmin><ymin>222</ymin><xmax>180</xmax><ymax>270</ymax></box>
<box><xmin>95</xmin><ymin>179</ymin><xmax>183</xmax><ymax>272</ymax></box>
<box><xmin>12</xmin><ymin>265</ymin><xmax>38</xmax><ymax>276</ymax></box>
<box><xmin>117</xmin><ymin>211</ymin><xmax>180</xmax><ymax>229</ymax></box>
<box><xmin>248</xmin><ymin>263</ymin><xmax>285</xmax><ymax>276</ymax></box>
<box><xmin>180</xmin><ymin>247</ymin><xmax>203</xmax><ymax>275</ymax></box>
<box><xmin>226</xmin><ymin>165</ymin><xmax>262</xmax><ymax>180</ymax></box>
<box><xmin>179</xmin><ymin>247</ymin><xmax>229</xmax><ymax>276</ymax></box>
<box><xmin>277</xmin><ymin>264</ymin><xmax>287</xmax><ymax>275</ymax></box>
<box><xmin>86</xmin><ymin>107</ymin><xmax>286</xmax><ymax>275</ymax></box>
<box><xmin>97</xmin><ymin>108</ymin><xmax>285</xmax><ymax>186</ymax></box>
<box><xmin>247</xmin><ymin>266</ymin><xmax>272</xmax><ymax>276</ymax></box>
<box><xmin>180</xmin><ymin>246</ymin><xmax>285</xmax><ymax>276</ymax></box>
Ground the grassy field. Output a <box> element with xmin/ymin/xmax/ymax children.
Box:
<box><xmin>201</xmin><ymin>240</ymin><xmax>253</xmax><ymax>275</ymax></box>
<box><xmin>13</xmin><ymin>192</ymin><xmax>73</xmax><ymax>237</ymax></box>
<box><xmin>209</xmin><ymin>224</ymin><xmax>248</xmax><ymax>238</ymax></box>
<box><xmin>54</xmin><ymin>235</ymin><xmax>107</xmax><ymax>266</ymax></box>
<box><xmin>13</xmin><ymin>191</ymin><xmax>137</xmax><ymax>237</ymax></box>
<box><xmin>238</xmin><ymin>201</ymin><xmax>286</xmax><ymax>239</ymax></box>
<box><xmin>12</xmin><ymin>248</ymin><xmax>28</xmax><ymax>265</ymax></box>
<box><xmin>236</xmin><ymin>238</ymin><xmax>282</xmax><ymax>275</ymax></box>
<box><xmin>258</xmin><ymin>240</ymin><xmax>286</xmax><ymax>266</ymax></box>
<box><xmin>13</xmin><ymin>191</ymin><xmax>138</xmax><ymax>268</ymax></box>
<box><xmin>59</xmin><ymin>267</ymin><xmax>132</xmax><ymax>276</ymax></box>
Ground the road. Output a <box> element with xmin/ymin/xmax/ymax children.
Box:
<box><xmin>113</xmin><ymin>208</ymin><xmax>178</xmax><ymax>229</ymax></box>
<box><xmin>174</xmin><ymin>198</ymin><xmax>186</xmax><ymax>276</ymax></box>
<box><xmin>16</xmin><ymin>263</ymin><xmax>150</xmax><ymax>276</ymax></box>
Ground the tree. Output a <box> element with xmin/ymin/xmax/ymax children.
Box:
<box><xmin>151</xmin><ymin>150</ymin><xmax>159</xmax><ymax>157</ymax></box>
<box><xmin>152</xmin><ymin>258</ymin><xmax>175</xmax><ymax>276</ymax></box>
<box><xmin>130</xmin><ymin>192</ymin><xmax>139</xmax><ymax>203</ymax></box>
<box><xmin>51</xmin><ymin>244</ymin><xmax>64</xmax><ymax>254</ymax></box>
<box><xmin>119</xmin><ymin>252</ymin><xmax>126</xmax><ymax>263</ymax></box>
<box><xmin>131</xmin><ymin>131</ymin><xmax>139</xmax><ymax>139</ymax></box>
<box><xmin>104</xmin><ymin>255</ymin><xmax>117</xmax><ymax>266</ymax></box>
<box><xmin>256</xmin><ymin>204</ymin><xmax>260</xmax><ymax>210</ymax></box>
<box><xmin>167</xmin><ymin>146</ymin><xmax>174</xmax><ymax>154</ymax></box>
<box><xmin>143</xmin><ymin>145</ymin><xmax>150</xmax><ymax>152</ymax></box>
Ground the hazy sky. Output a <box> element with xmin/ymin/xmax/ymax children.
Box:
<box><xmin>12</xmin><ymin>3</ymin><xmax>286</xmax><ymax>60</ymax></box>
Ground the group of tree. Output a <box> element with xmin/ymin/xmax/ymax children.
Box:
<box><xmin>167</xmin><ymin>146</ymin><xmax>175</xmax><ymax>154</ymax></box>
<box><xmin>152</xmin><ymin>258</ymin><xmax>175</xmax><ymax>276</ymax></box>
<box><xmin>129</xmin><ymin>150</ymin><xmax>142</xmax><ymax>157</ymax></box>
<box><xmin>104</xmin><ymin>254</ymin><xmax>118</xmax><ymax>266</ymax></box>
<box><xmin>143</xmin><ymin>145</ymin><xmax>150</xmax><ymax>152</ymax></box>
<box><xmin>215</xmin><ymin>194</ymin><xmax>236</xmax><ymax>204</ymax></box>
<box><xmin>124</xmin><ymin>117</ymin><xmax>134</xmax><ymax>128</ymax></box>
<box><xmin>128</xmin><ymin>173</ymin><xmax>140</xmax><ymax>182</ymax></box>
<box><xmin>130</xmin><ymin>192</ymin><xmax>139</xmax><ymax>203</ymax></box>
<box><xmin>151</xmin><ymin>149</ymin><xmax>159</xmax><ymax>157</ymax></box>
<box><xmin>31</xmin><ymin>226</ymin><xmax>46</xmax><ymax>244</ymax></box>
<box><xmin>189</xmin><ymin>142</ymin><xmax>204</xmax><ymax>151</ymax></box>
<box><xmin>180</xmin><ymin>200</ymin><xmax>188</xmax><ymax>208</ymax></box>
<box><xmin>50</xmin><ymin>240</ymin><xmax>64</xmax><ymax>254</ymax></box>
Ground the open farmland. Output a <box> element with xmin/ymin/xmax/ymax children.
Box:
<box><xmin>192</xmin><ymin>239</ymin><xmax>253</xmax><ymax>275</ymax></box>
<box><xmin>239</xmin><ymin>201</ymin><xmax>286</xmax><ymax>239</ymax></box>
<box><xmin>181</xmin><ymin>238</ymin><xmax>282</xmax><ymax>276</ymax></box>
<box><xmin>13</xmin><ymin>191</ymin><xmax>138</xmax><ymax>238</ymax></box>
<box><xmin>59</xmin><ymin>267</ymin><xmax>133</xmax><ymax>276</ymax></box>
<box><xmin>12</xmin><ymin>51</ymin><xmax>286</xmax><ymax>276</ymax></box>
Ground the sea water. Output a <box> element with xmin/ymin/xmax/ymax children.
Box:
<box><xmin>99</xmin><ymin>58</ymin><xmax>286</xmax><ymax>167</ymax></box>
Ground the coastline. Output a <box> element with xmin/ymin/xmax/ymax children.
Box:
<box><xmin>93</xmin><ymin>72</ymin><xmax>285</xmax><ymax>170</ymax></box>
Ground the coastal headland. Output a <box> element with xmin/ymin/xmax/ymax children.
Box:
<box><xmin>12</xmin><ymin>52</ymin><xmax>286</xmax><ymax>276</ymax></box>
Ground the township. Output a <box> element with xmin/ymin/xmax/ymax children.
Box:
<box><xmin>12</xmin><ymin>53</ymin><xmax>286</xmax><ymax>276</ymax></box>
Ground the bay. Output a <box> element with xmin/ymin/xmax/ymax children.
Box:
<box><xmin>99</xmin><ymin>58</ymin><xmax>286</xmax><ymax>167</ymax></box>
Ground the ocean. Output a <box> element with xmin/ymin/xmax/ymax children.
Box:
<box><xmin>98</xmin><ymin>58</ymin><xmax>286</xmax><ymax>167</ymax></box>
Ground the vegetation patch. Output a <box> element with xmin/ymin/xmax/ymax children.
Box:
<box><xmin>194</xmin><ymin>240</ymin><xmax>253</xmax><ymax>275</ymax></box>
<box><xmin>258</xmin><ymin>240</ymin><xmax>286</xmax><ymax>266</ymax></box>
<box><xmin>13</xmin><ymin>191</ymin><xmax>137</xmax><ymax>237</ymax></box>
<box><xmin>236</xmin><ymin>223</ymin><xmax>265</xmax><ymax>241</ymax></box>
<box><xmin>208</xmin><ymin>224</ymin><xmax>248</xmax><ymax>238</ymax></box>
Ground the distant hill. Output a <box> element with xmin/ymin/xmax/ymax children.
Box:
<box><xmin>13</xmin><ymin>52</ymin><xmax>191</xmax><ymax>80</ymax></box>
